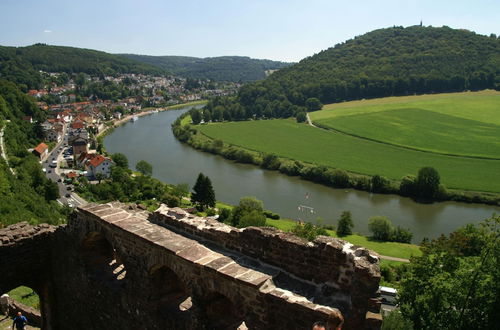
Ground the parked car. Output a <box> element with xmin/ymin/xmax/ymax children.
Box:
<box><xmin>65</xmin><ymin>193</ymin><xmax>71</xmax><ymax>198</ymax></box>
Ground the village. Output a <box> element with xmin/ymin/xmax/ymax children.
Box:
<box><xmin>26</xmin><ymin>71</ymin><xmax>239</xmax><ymax>206</ymax></box>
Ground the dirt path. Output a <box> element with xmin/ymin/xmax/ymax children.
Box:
<box><xmin>379</xmin><ymin>255</ymin><xmax>410</xmax><ymax>262</ymax></box>
<box><xmin>306</xmin><ymin>113</ymin><xmax>317</xmax><ymax>127</ymax></box>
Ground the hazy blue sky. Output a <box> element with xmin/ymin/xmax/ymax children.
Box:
<box><xmin>0</xmin><ymin>0</ymin><xmax>498</xmax><ymax>62</ymax></box>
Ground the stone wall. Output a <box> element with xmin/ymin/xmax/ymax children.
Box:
<box><xmin>0</xmin><ymin>203</ymin><xmax>382</xmax><ymax>329</ymax></box>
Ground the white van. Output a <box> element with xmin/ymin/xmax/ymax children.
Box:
<box><xmin>379</xmin><ymin>286</ymin><xmax>397</xmax><ymax>306</ymax></box>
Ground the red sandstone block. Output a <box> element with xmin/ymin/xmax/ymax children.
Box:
<box><xmin>205</xmin><ymin>256</ymin><xmax>234</xmax><ymax>271</ymax></box>
<box><xmin>176</xmin><ymin>244</ymin><xmax>212</xmax><ymax>262</ymax></box>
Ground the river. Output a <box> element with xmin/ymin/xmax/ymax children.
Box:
<box><xmin>104</xmin><ymin>107</ymin><xmax>500</xmax><ymax>242</ymax></box>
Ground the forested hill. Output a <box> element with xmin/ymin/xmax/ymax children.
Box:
<box><xmin>0</xmin><ymin>44</ymin><xmax>165</xmax><ymax>89</ymax></box>
<box><xmin>118</xmin><ymin>54</ymin><xmax>292</xmax><ymax>82</ymax></box>
<box><xmin>222</xmin><ymin>26</ymin><xmax>499</xmax><ymax>118</ymax></box>
<box><xmin>0</xmin><ymin>79</ymin><xmax>67</xmax><ymax>227</ymax></box>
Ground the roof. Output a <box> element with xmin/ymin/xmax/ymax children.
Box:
<box><xmin>33</xmin><ymin>143</ymin><xmax>48</xmax><ymax>155</ymax></box>
<box><xmin>71</xmin><ymin>122</ymin><xmax>84</xmax><ymax>129</ymax></box>
<box><xmin>66</xmin><ymin>172</ymin><xmax>78</xmax><ymax>179</ymax></box>
<box><xmin>89</xmin><ymin>155</ymin><xmax>106</xmax><ymax>168</ymax></box>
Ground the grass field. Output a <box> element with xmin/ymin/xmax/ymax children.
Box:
<box><xmin>198</xmin><ymin>119</ymin><xmax>500</xmax><ymax>192</ymax></box>
<box><xmin>8</xmin><ymin>286</ymin><xmax>39</xmax><ymax>309</ymax></box>
<box><xmin>266</xmin><ymin>218</ymin><xmax>421</xmax><ymax>259</ymax></box>
<box><xmin>310</xmin><ymin>90</ymin><xmax>500</xmax><ymax>159</ymax></box>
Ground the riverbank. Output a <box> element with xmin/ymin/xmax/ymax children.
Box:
<box><xmin>172</xmin><ymin>112</ymin><xmax>500</xmax><ymax>206</ymax></box>
<box><xmin>96</xmin><ymin>100</ymin><xmax>207</xmax><ymax>139</ymax></box>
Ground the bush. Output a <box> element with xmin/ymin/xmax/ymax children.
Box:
<box><xmin>325</xmin><ymin>169</ymin><xmax>350</xmax><ymax>188</ymax></box>
<box><xmin>162</xmin><ymin>193</ymin><xmax>180</xmax><ymax>207</ymax></box>
<box><xmin>296</xmin><ymin>112</ymin><xmax>307</xmax><ymax>123</ymax></box>
<box><xmin>206</xmin><ymin>208</ymin><xmax>216</xmax><ymax>216</ymax></box>
<box><xmin>399</xmin><ymin>175</ymin><xmax>416</xmax><ymax>196</ymax></box>
<box><xmin>371</xmin><ymin>175</ymin><xmax>390</xmax><ymax>193</ymax></box>
<box><xmin>218</xmin><ymin>208</ymin><xmax>231</xmax><ymax>223</ymax></box>
<box><xmin>261</xmin><ymin>153</ymin><xmax>281</xmax><ymax>170</ymax></box>
<box><xmin>263</xmin><ymin>210</ymin><xmax>280</xmax><ymax>219</ymax></box>
<box><xmin>239</xmin><ymin>210</ymin><xmax>266</xmax><ymax>228</ymax></box>
<box><xmin>292</xmin><ymin>222</ymin><xmax>328</xmax><ymax>241</ymax></box>
<box><xmin>368</xmin><ymin>216</ymin><xmax>393</xmax><ymax>241</ymax></box>
<box><xmin>390</xmin><ymin>226</ymin><xmax>413</xmax><ymax>243</ymax></box>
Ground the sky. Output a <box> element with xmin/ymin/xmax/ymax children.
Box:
<box><xmin>0</xmin><ymin>0</ymin><xmax>498</xmax><ymax>62</ymax></box>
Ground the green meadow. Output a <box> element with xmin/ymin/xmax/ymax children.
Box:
<box><xmin>197</xmin><ymin>92</ymin><xmax>500</xmax><ymax>193</ymax></box>
<box><xmin>311</xmin><ymin>90</ymin><xmax>500</xmax><ymax>159</ymax></box>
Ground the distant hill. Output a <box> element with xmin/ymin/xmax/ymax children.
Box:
<box><xmin>220</xmin><ymin>25</ymin><xmax>499</xmax><ymax>119</ymax></box>
<box><xmin>118</xmin><ymin>54</ymin><xmax>292</xmax><ymax>82</ymax></box>
<box><xmin>0</xmin><ymin>44</ymin><xmax>165</xmax><ymax>89</ymax></box>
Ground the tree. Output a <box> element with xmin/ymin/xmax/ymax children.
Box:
<box><xmin>191</xmin><ymin>173</ymin><xmax>216</xmax><ymax>210</ymax></box>
<box><xmin>172</xmin><ymin>183</ymin><xmax>190</xmax><ymax>199</ymax></box>
<box><xmin>112</xmin><ymin>153</ymin><xmax>129</xmax><ymax>168</ymax></box>
<box><xmin>399</xmin><ymin>215</ymin><xmax>500</xmax><ymax>330</ymax></box>
<box><xmin>337</xmin><ymin>211</ymin><xmax>354</xmax><ymax>236</ymax></box>
<box><xmin>415</xmin><ymin>167</ymin><xmax>440</xmax><ymax>199</ymax></box>
<box><xmin>296</xmin><ymin>112</ymin><xmax>307</xmax><ymax>123</ymax></box>
<box><xmin>95</xmin><ymin>173</ymin><xmax>104</xmax><ymax>184</ymax></box>
<box><xmin>305</xmin><ymin>98</ymin><xmax>323</xmax><ymax>111</ymax></box>
<box><xmin>368</xmin><ymin>216</ymin><xmax>392</xmax><ymax>241</ymax></box>
<box><xmin>136</xmin><ymin>160</ymin><xmax>153</xmax><ymax>176</ymax></box>
<box><xmin>238</xmin><ymin>210</ymin><xmax>266</xmax><ymax>228</ymax></box>
<box><xmin>190</xmin><ymin>109</ymin><xmax>202</xmax><ymax>124</ymax></box>
<box><xmin>230</xmin><ymin>196</ymin><xmax>264</xmax><ymax>227</ymax></box>
<box><xmin>44</xmin><ymin>180</ymin><xmax>59</xmax><ymax>201</ymax></box>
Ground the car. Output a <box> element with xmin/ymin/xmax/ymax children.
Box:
<box><xmin>67</xmin><ymin>186</ymin><xmax>72</xmax><ymax>191</ymax></box>
<box><xmin>57</xmin><ymin>178</ymin><xmax>62</xmax><ymax>182</ymax></box>
<box><xmin>48</xmin><ymin>170</ymin><xmax>52</xmax><ymax>173</ymax></box>
<box><xmin>52</xmin><ymin>157</ymin><xmax>55</xmax><ymax>160</ymax></box>
<box><xmin>65</xmin><ymin>193</ymin><xmax>71</xmax><ymax>198</ymax></box>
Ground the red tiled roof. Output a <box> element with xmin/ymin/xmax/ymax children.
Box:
<box><xmin>71</xmin><ymin>122</ymin><xmax>84</xmax><ymax>129</ymax></box>
<box><xmin>89</xmin><ymin>155</ymin><xmax>106</xmax><ymax>167</ymax></box>
<box><xmin>33</xmin><ymin>143</ymin><xmax>48</xmax><ymax>155</ymax></box>
<box><xmin>67</xmin><ymin>172</ymin><xmax>78</xmax><ymax>179</ymax></box>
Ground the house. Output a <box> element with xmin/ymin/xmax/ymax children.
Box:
<box><xmin>23</xmin><ymin>116</ymin><xmax>33</xmax><ymax>124</ymax></box>
<box><xmin>71</xmin><ymin>121</ymin><xmax>84</xmax><ymax>130</ymax></box>
<box><xmin>32</xmin><ymin>142</ymin><xmax>49</xmax><ymax>159</ymax></box>
<box><xmin>46</xmin><ymin>124</ymin><xmax>63</xmax><ymax>142</ymax></box>
<box><xmin>83</xmin><ymin>154</ymin><xmax>114</xmax><ymax>179</ymax></box>
<box><xmin>71</xmin><ymin>137</ymin><xmax>88</xmax><ymax>159</ymax></box>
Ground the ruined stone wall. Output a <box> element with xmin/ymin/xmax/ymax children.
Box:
<box><xmin>0</xmin><ymin>203</ymin><xmax>382</xmax><ymax>330</ymax></box>
<box><xmin>151</xmin><ymin>206</ymin><xmax>382</xmax><ymax>329</ymax></box>
<box><xmin>0</xmin><ymin>222</ymin><xmax>60</xmax><ymax>329</ymax></box>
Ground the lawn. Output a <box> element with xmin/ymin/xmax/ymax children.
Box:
<box><xmin>8</xmin><ymin>286</ymin><xmax>39</xmax><ymax>309</ymax></box>
<box><xmin>198</xmin><ymin>119</ymin><xmax>500</xmax><ymax>192</ymax></box>
<box><xmin>311</xmin><ymin>90</ymin><xmax>500</xmax><ymax>125</ymax></box>
<box><xmin>311</xmin><ymin>90</ymin><xmax>500</xmax><ymax>159</ymax></box>
<box><xmin>316</xmin><ymin>108</ymin><xmax>500</xmax><ymax>159</ymax></box>
<box><xmin>265</xmin><ymin>218</ymin><xmax>421</xmax><ymax>259</ymax></box>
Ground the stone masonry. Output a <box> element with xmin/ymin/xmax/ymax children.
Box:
<box><xmin>0</xmin><ymin>202</ymin><xmax>382</xmax><ymax>329</ymax></box>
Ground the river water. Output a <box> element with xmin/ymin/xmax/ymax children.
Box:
<box><xmin>104</xmin><ymin>107</ymin><xmax>500</xmax><ymax>242</ymax></box>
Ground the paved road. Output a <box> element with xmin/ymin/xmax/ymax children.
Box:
<box><xmin>41</xmin><ymin>124</ymin><xmax>86</xmax><ymax>208</ymax></box>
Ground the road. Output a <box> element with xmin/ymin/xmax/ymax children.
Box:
<box><xmin>41</xmin><ymin>123</ymin><xmax>86</xmax><ymax>208</ymax></box>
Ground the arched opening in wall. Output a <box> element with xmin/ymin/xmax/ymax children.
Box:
<box><xmin>80</xmin><ymin>232</ymin><xmax>126</xmax><ymax>285</ymax></box>
<box><xmin>1</xmin><ymin>286</ymin><xmax>42</xmax><ymax>329</ymax></box>
<box><xmin>149</xmin><ymin>266</ymin><xmax>192</xmax><ymax>314</ymax></box>
<box><xmin>204</xmin><ymin>293</ymin><xmax>244</xmax><ymax>329</ymax></box>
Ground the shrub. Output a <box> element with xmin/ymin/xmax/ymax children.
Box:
<box><xmin>162</xmin><ymin>193</ymin><xmax>180</xmax><ymax>207</ymax></box>
<box><xmin>368</xmin><ymin>216</ymin><xmax>393</xmax><ymax>241</ymax></box>
<box><xmin>218</xmin><ymin>208</ymin><xmax>231</xmax><ymax>223</ymax></box>
<box><xmin>296</xmin><ymin>112</ymin><xmax>307</xmax><ymax>123</ymax></box>
<box><xmin>263</xmin><ymin>210</ymin><xmax>280</xmax><ymax>219</ymax></box>
<box><xmin>239</xmin><ymin>210</ymin><xmax>266</xmax><ymax>228</ymax></box>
